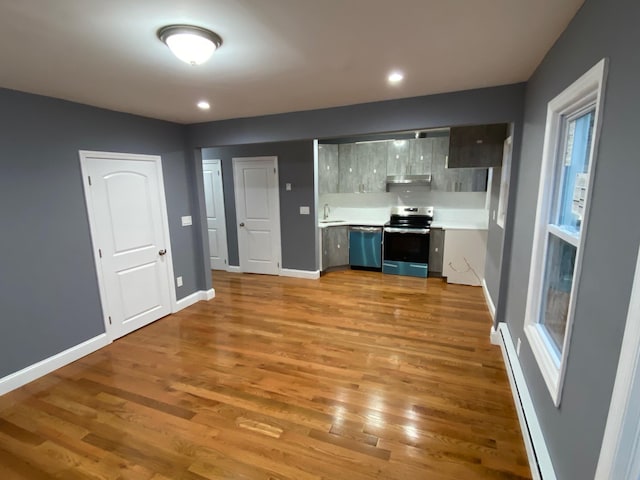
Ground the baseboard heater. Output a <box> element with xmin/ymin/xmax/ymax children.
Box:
<box><xmin>497</xmin><ymin>323</ymin><xmax>557</xmax><ymax>480</ymax></box>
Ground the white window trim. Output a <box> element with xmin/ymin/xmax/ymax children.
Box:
<box><xmin>496</xmin><ymin>135</ymin><xmax>512</xmax><ymax>229</ymax></box>
<box><xmin>524</xmin><ymin>58</ymin><xmax>608</xmax><ymax>407</ymax></box>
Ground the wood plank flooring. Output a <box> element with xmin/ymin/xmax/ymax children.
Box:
<box><xmin>0</xmin><ymin>270</ymin><xmax>531</xmax><ymax>479</ymax></box>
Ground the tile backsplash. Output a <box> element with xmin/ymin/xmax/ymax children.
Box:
<box><xmin>319</xmin><ymin>191</ymin><xmax>487</xmax><ymax>210</ymax></box>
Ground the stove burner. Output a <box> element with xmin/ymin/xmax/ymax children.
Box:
<box><xmin>387</xmin><ymin>206</ymin><xmax>433</xmax><ymax>229</ymax></box>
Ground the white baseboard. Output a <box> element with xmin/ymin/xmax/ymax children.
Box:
<box><xmin>490</xmin><ymin>325</ymin><xmax>501</xmax><ymax>345</ymax></box>
<box><xmin>175</xmin><ymin>288</ymin><xmax>215</xmax><ymax>311</ymax></box>
<box><xmin>280</xmin><ymin>268</ymin><xmax>320</xmax><ymax>280</ymax></box>
<box><xmin>0</xmin><ymin>286</ymin><xmax>217</xmax><ymax>397</ymax></box>
<box><xmin>227</xmin><ymin>265</ymin><xmax>241</xmax><ymax>273</ymax></box>
<box><xmin>498</xmin><ymin>323</ymin><xmax>556</xmax><ymax>480</ymax></box>
<box><xmin>0</xmin><ymin>333</ymin><xmax>110</xmax><ymax>396</ymax></box>
<box><xmin>481</xmin><ymin>278</ymin><xmax>496</xmax><ymax>321</ymax></box>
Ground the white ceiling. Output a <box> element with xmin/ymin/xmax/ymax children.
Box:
<box><xmin>0</xmin><ymin>0</ymin><xmax>584</xmax><ymax>124</ymax></box>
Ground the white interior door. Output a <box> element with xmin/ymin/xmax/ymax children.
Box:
<box><xmin>80</xmin><ymin>151</ymin><xmax>175</xmax><ymax>340</ymax></box>
<box><xmin>202</xmin><ymin>159</ymin><xmax>229</xmax><ymax>270</ymax></box>
<box><xmin>233</xmin><ymin>156</ymin><xmax>281</xmax><ymax>275</ymax></box>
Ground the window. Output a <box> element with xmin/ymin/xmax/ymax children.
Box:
<box><xmin>524</xmin><ymin>59</ymin><xmax>607</xmax><ymax>406</ymax></box>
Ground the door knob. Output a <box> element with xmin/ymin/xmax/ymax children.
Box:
<box><xmin>159</xmin><ymin>249</ymin><xmax>167</xmax><ymax>256</ymax></box>
<box><xmin>239</xmin><ymin>222</ymin><xmax>245</xmax><ymax>227</ymax></box>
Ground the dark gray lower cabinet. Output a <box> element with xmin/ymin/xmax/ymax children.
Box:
<box><xmin>322</xmin><ymin>226</ymin><xmax>349</xmax><ymax>270</ymax></box>
<box><xmin>429</xmin><ymin>228</ymin><xmax>445</xmax><ymax>276</ymax></box>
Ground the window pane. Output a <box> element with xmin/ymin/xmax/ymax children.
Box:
<box><xmin>540</xmin><ymin>233</ymin><xmax>577</xmax><ymax>355</ymax></box>
<box><xmin>556</xmin><ymin>110</ymin><xmax>594</xmax><ymax>235</ymax></box>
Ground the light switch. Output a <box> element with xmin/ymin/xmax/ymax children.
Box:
<box><xmin>286</xmin><ymin>183</ymin><xmax>292</xmax><ymax>191</ymax></box>
<box><xmin>299</xmin><ymin>206</ymin><xmax>310</xmax><ymax>215</ymax></box>
<box><xmin>181</xmin><ymin>216</ymin><xmax>192</xmax><ymax>226</ymax></box>
<box><xmin>176</xmin><ymin>276</ymin><xmax>183</xmax><ymax>287</ymax></box>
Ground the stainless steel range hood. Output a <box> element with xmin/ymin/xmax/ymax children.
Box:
<box><xmin>385</xmin><ymin>174</ymin><xmax>432</xmax><ymax>190</ymax></box>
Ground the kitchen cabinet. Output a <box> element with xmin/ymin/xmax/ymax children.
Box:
<box><xmin>442</xmin><ymin>229</ymin><xmax>487</xmax><ymax>286</ymax></box>
<box><xmin>338</xmin><ymin>143</ymin><xmax>387</xmax><ymax>193</ymax></box>
<box><xmin>448</xmin><ymin>124</ymin><xmax>508</xmax><ymax>168</ymax></box>
<box><xmin>338</xmin><ymin>144</ymin><xmax>360</xmax><ymax>193</ymax></box>
<box><xmin>431</xmin><ymin>136</ymin><xmax>488</xmax><ymax>191</ymax></box>
<box><xmin>428</xmin><ymin>228</ymin><xmax>445</xmax><ymax>276</ymax></box>
<box><xmin>430</xmin><ymin>136</ymin><xmax>456</xmax><ymax>191</ymax></box>
<box><xmin>410</xmin><ymin>138</ymin><xmax>433</xmax><ymax>174</ymax></box>
<box><xmin>318</xmin><ymin>144</ymin><xmax>339</xmax><ymax>195</ymax></box>
<box><xmin>322</xmin><ymin>226</ymin><xmax>349</xmax><ymax>271</ymax></box>
<box><xmin>321</xmin><ymin>131</ymin><xmax>490</xmax><ymax>194</ymax></box>
<box><xmin>357</xmin><ymin>142</ymin><xmax>387</xmax><ymax>192</ymax></box>
<box><xmin>455</xmin><ymin>169</ymin><xmax>488</xmax><ymax>192</ymax></box>
<box><xmin>386</xmin><ymin>139</ymin><xmax>410</xmax><ymax>175</ymax></box>
<box><xmin>387</xmin><ymin>138</ymin><xmax>431</xmax><ymax>176</ymax></box>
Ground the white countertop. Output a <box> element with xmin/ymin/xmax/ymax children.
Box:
<box><xmin>318</xmin><ymin>207</ymin><xmax>489</xmax><ymax>230</ymax></box>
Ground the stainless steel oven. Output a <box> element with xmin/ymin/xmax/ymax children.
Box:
<box><xmin>382</xmin><ymin>207</ymin><xmax>433</xmax><ymax>278</ymax></box>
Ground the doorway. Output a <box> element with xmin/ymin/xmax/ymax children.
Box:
<box><xmin>79</xmin><ymin>150</ymin><xmax>176</xmax><ymax>340</ymax></box>
<box><xmin>202</xmin><ymin>159</ymin><xmax>229</xmax><ymax>271</ymax></box>
<box><xmin>232</xmin><ymin>156</ymin><xmax>282</xmax><ymax>275</ymax></box>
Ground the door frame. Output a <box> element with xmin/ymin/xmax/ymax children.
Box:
<box><xmin>79</xmin><ymin>150</ymin><xmax>178</xmax><ymax>341</ymax></box>
<box><xmin>232</xmin><ymin>156</ymin><xmax>282</xmax><ymax>275</ymax></box>
<box><xmin>202</xmin><ymin>158</ymin><xmax>229</xmax><ymax>271</ymax></box>
<box><xmin>595</xmin><ymin>243</ymin><xmax>640</xmax><ymax>479</ymax></box>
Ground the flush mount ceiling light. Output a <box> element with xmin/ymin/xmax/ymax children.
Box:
<box><xmin>158</xmin><ymin>25</ymin><xmax>222</xmax><ymax>66</ymax></box>
<box><xmin>197</xmin><ymin>100</ymin><xmax>211</xmax><ymax>110</ymax></box>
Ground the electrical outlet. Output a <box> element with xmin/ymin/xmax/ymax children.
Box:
<box><xmin>516</xmin><ymin>338</ymin><xmax>522</xmax><ymax>356</ymax></box>
<box><xmin>176</xmin><ymin>276</ymin><xmax>183</xmax><ymax>287</ymax></box>
<box><xmin>181</xmin><ymin>216</ymin><xmax>192</xmax><ymax>226</ymax></box>
<box><xmin>286</xmin><ymin>183</ymin><xmax>292</xmax><ymax>191</ymax></box>
<box><xmin>492</xmin><ymin>210</ymin><xmax>496</xmax><ymax>221</ymax></box>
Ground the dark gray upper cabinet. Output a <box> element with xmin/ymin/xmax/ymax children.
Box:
<box><xmin>448</xmin><ymin>124</ymin><xmax>508</xmax><ymax>168</ymax></box>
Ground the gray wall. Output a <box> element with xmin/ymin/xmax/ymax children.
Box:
<box><xmin>188</xmin><ymin>85</ymin><xmax>525</xmax><ymax>146</ymax></box>
<box><xmin>500</xmin><ymin>0</ymin><xmax>640</xmax><ymax>477</ymax></box>
<box><xmin>202</xmin><ymin>141</ymin><xmax>316</xmax><ymax>270</ymax></box>
<box><xmin>188</xmin><ymin>84</ymin><xmax>526</xmax><ymax>286</ymax></box>
<box><xmin>484</xmin><ymin>165</ymin><xmax>504</xmax><ymax>306</ymax></box>
<box><xmin>485</xmin><ymin>124</ymin><xmax>518</xmax><ymax>309</ymax></box>
<box><xmin>0</xmin><ymin>88</ymin><xmax>200</xmax><ymax>378</ymax></box>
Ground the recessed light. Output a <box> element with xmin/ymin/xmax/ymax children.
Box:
<box><xmin>197</xmin><ymin>101</ymin><xmax>210</xmax><ymax>110</ymax></box>
<box><xmin>388</xmin><ymin>71</ymin><xmax>404</xmax><ymax>84</ymax></box>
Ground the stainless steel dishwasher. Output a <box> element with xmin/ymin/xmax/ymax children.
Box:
<box><xmin>348</xmin><ymin>226</ymin><xmax>382</xmax><ymax>270</ymax></box>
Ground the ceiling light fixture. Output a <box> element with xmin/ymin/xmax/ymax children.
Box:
<box><xmin>158</xmin><ymin>25</ymin><xmax>222</xmax><ymax>66</ymax></box>
<box><xmin>197</xmin><ymin>100</ymin><xmax>211</xmax><ymax>110</ymax></box>
<box><xmin>388</xmin><ymin>71</ymin><xmax>404</xmax><ymax>84</ymax></box>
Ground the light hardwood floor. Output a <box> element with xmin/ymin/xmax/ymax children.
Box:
<box><xmin>0</xmin><ymin>270</ymin><xmax>531</xmax><ymax>479</ymax></box>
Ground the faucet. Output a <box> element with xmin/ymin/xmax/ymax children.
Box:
<box><xmin>323</xmin><ymin>203</ymin><xmax>330</xmax><ymax>220</ymax></box>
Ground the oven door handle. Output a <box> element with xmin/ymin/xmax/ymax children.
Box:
<box><xmin>383</xmin><ymin>227</ymin><xmax>430</xmax><ymax>234</ymax></box>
